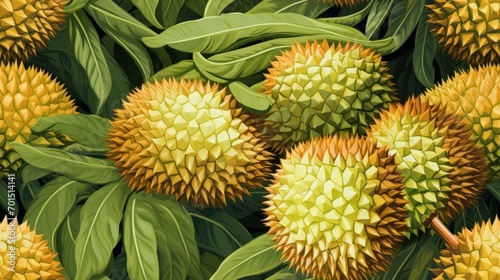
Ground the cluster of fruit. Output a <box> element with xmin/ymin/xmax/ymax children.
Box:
<box><xmin>1</xmin><ymin>0</ymin><xmax>500</xmax><ymax>279</ymax></box>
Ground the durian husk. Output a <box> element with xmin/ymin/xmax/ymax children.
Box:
<box><xmin>264</xmin><ymin>134</ymin><xmax>407</xmax><ymax>280</ymax></box>
<box><xmin>427</xmin><ymin>0</ymin><xmax>500</xmax><ymax>65</ymax></box>
<box><xmin>0</xmin><ymin>61</ymin><xmax>77</xmax><ymax>177</ymax></box>
<box><xmin>0</xmin><ymin>0</ymin><xmax>68</xmax><ymax>62</ymax></box>
<box><xmin>368</xmin><ymin>96</ymin><xmax>489</xmax><ymax>235</ymax></box>
<box><xmin>431</xmin><ymin>216</ymin><xmax>500</xmax><ymax>280</ymax></box>
<box><xmin>258</xmin><ymin>40</ymin><xmax>397</xmax><ymax>155</ymax></box>
<box><xmin>0</xmin><ymin>216</ymin><xmax>65</xmax><ymax>279</ymax></box>
<box><xmin>423</xmin><ymin>63</ymin><xmax>500</xmax><ymax>178</ymax></box>
<box><xmin>106</xmin><ymin>78</ymin><xmax>274</xmax><ymax>208</ymax></box>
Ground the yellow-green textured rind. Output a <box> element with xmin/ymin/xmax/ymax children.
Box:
<box><xmin>423</xmin><ymin>64</ymin><xmax>500</xmax><ymax>178</ymax></box>
<box><xmin>368</xmin><ymin>96</ymin><xmax>489</xmax><ymax>236</ymax></box>
<box><xmin>431</xmin><ymin>216</ymin><xmax>500</xmax><ymax>280</ymax></box>
<box><xmin>0</xmin><ymin>216</ymin><xmax>65</xmax><ymax>279</ymax></box>
<box><xmin>258</xmin><ymin>40</ymin><xmax>397</xmax><ymax>155</ymax></box>
<box><xmin>0</xmin><ymin>0</ymin><xmax>67</xmax><ymax>63</ymax></box>
<box><xmin>264</xmin><ymin>134</ymin><xmax>408</xmax><ymax>280</ymax></box>
<box><xmin>106</xmin><ymin>78</ymin><xmax>274</xmax><ymax>208</ymax></box>
<box><xmin>0</xmin><ymin>61</ymin><xmax>77</xmax><ymax>178</ymax></box>
<box><xmin>427</xmin><ymin>0</ymin><xmax>500</xmax><ymax>65</ymax></box>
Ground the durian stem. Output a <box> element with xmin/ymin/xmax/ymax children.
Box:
<box><xmin>424</xmin><ymin>212</ymin><xmax>460</xmax><ymax>255</ymax></box>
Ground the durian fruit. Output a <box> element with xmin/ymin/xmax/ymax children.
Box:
<box><xmin>106</xmin><ymin>78</ymin><xmax>274</xmax><ymax>208</ymax></box>
<box><xmin>257</xmin><ymin>40</ymin><xmax>397</xmax><ymax>154</ymax></box>
<box><xmin>431</xmin><ymin>216</ymin><xmax>500</xmax><ymax>280</ymax></box>
<box><xmin>264</xmin><ymin>134</ymin><xmax>408</xmax><ymax>280</ymax></box>
<box><xmin>0</xmin><ymin>61</ymin><xmax>77</xmax><ymax>177</ymax></box>
<box><xmin>422</xmin><ymin>64</ymin><xmax>500</xmax><ymax>177</ymax></box>
<box><xmin>0</xmin><ymin>0</ymin><xmax>68</xmax><ymax>62</ymax></box>
<box><xmin>320</xmin><ymin>0</ymin><xmax>366</xmax><ymax>6</ymax></box>
<box><xmin>367</xmin><ymin>96</ymin><xmax>489</xmax><ymax>235</ymax></box>
<box><xmin>0</xmin><ymin>216</ymin><xmax>65</xmax><ymax>279</ymax></box>
<box><xmin>427</xmin><ymin>0</ymin><xmax>500</xmax><ymax>65</ymax></box>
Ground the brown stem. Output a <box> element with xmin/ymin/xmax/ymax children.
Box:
<box><xmin>424</xmin><ymin>212</ymin><xmax>460</xmax><ymax>255</ymax></box>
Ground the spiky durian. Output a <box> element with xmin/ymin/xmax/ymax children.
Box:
<box><xmin>106</xmin><ymin>78</ymin><xmax>274</xmax><ymax>208</ymax></box>
<box><xmin>431</xmin><ymin>216</ymin><xmax>500</xmax><ymax>280</ymax></box>
<box><xmin>264</xmin><ymin>134</ymin><xmax>408</xmax><ymax>280</ymax></box>
<box><xmin>423</xmin><ymin>64</ymin><xmax>500</xmax><ymax>178</ymax></box>
<box><xmin>257</xmin><ymin>40</ymin><xmax>397</xmax><ymax>154</ymax></box>
<box><xmin>0</xmin><ymin>216</ymin><xmax>64</xmax><ymax>279</ymax></box>
<box><xmin>427</xmin><ymin>0</ymin><xmax>500</xmax><ymax>65</ymax></box>
<box><xmin>0</xmin><ymin>61</ymin><xmax>77</xmax><ymax>178</ymax></box>
<box><xmin>0</xmin><ymin>0</ymin><xmax>67</xmax><ymax>62</ymax></box>
<box><xmin>367</xmin><ymin>96</ymin><xmax>489</xmax><ymax>235</ymax></box>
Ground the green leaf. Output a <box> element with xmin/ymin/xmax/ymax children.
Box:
<box><xmin>206</xmin><ymin>190</ymin><xmax>268</xmax><ymax>220</ymax></box>
<box><xmin>365</xmin><ymin>0</ymin><xmax>394</xmax><ymax>39</ymax></box>
<box><xmin>184</xmin><ymin>0</ymin><xmax>207</xmax><ymax>16</ymax></box>
<box><xmin>141</xmin><ymin>13</ymin><xmax>390</xmax><ymax>53</ymax></box>
<box><xmin>384</xmin><ymin>0</ymin><xmax>425</xmax><ymax>52</ymax></box>
<box><xmin>193</xmin><ymin>34</ymin><xmax>394</xmax><ymax>81</ymax></box>
<box><xmin>204</xmin><ymin>0</ymin><xmax>235</xmax><ymax>16</ymax></box>
<box><xmin>123</xmin><ymin>193</ymin><xmax>160</xmax><ymax>280</ymax></box>
<box><xmin>150</xmin><ymin>194</ymin><xmax>202</xmax><ymax>280</ymax></box>
<box><xmin>10</xmin><ymin>143</ymin><xmax>120</xmax><ymax>185</ymax></box>
<box><xmin>228</xmin><ymin>81</ymin><xmax>272</xmax><ymax>115</ymax></box>
<box><xmin>18</xmin><ymin>164</ymin><xmax>50</xmax><ymax>208</ymax></box>
<box><xmin>68</xmin><ymin>10</ymin><xmax>112</xmax><ymax>115</ymax></box>
<box><xmin>210</xmin><ymin>234</ymin><xmax>283</xmax><ymax>280</ymax></box>
<box><xmin>408</xmin><ymin>235</ymin><xmax>443</xmax><ymax>280</ymax></box>
<box><xmin>159</xmin><ymin>0</ymin><xmax>186</xmax><ymax>28</ymax></box>
<box><xmin>247</xmin><ymin>0</ymin><xmax>331</xmax><ymax>17</ymax></box>
<box><xmin>57</xmin><ymin>205</ymin><xmax>82</xmax><ymax>279</ymax></box>
<box><xmin>191</xmin><ymin>212</ymin><xmax>253</xmax><ymax>258</ymax></box>
<box><xmin>31</xmin><ymin>114</ymin><xmax>111</xmax><ymax>149</ymax></box>
<box><xmin>74</xmin><ymin>181</ymin><xmax>129</xmax><ymax>280</ymax></box>
<box><xmin>199</xmin><ymin>252</ymin><xmax>224</xmax><ymax>279</ymax></box>
<box><xmin>0</xmin><ymin>180</ymin><xmax>18</xmax><ymax>215</ymax></box>
<box><xmin>266</xmin><ymin>268</ymin><xmax>309</xmax><ymax>280</ymax></box>
<box><xmin>487</xmin><ymin>180</ymin><xmax>500</xmax><ymax>203</ymax></box>
<box><xmin>434</xmin><ymin>48</ymin><xmax>455</xmax><ymax>81</ymax></box>
<box><xmin>453</xmin><ymin>197</ymin><xmax>493</xmax><ymax>233</ymax></box>
<box><xmin>111</xmin><ymin>251</ymin><xmax>129</xmax><ymax>280</ymax></box>
<box><xmin>23</xmin><ymin>177</ymin><xmax>90</xmax><ymax>251</ymax></box>
<box><xmin>64</xmin><ymin>0</ymin><xmax>90</xmax><ymax>13</ymax></box>
<box><xmin>148</xmin><ymin>60</ymin><xmax>205</xmax><ymax>83</ymax></box>
<box><xmin>86</xmin><ymin>7</ymin><xmax>154</xmax><ymax>81</ymax></box>
<box><xmin>412</xmin><ymin>15</ymin><xmax>437</xmax><ymax>88</ymax></box>
<box><xmin>86</xmin><ymin>0</ymin><xmax>157</xmax><ymax>39</ymax></box>
<box><xmin>319</xmin><ymin>1</ymin><xmax>373</xmax><ymax>26</ymax></box>
<box><xmin>131</xmin><ymin>0</ymin><xmax>163</xmax><ymax>28</ymax></box>
<box><xmin>63</xmin><ymin>143</ymin><xmax>109</xmax><ymax>155</ymax></box>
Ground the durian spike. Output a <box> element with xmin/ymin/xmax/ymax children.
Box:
<box><xmin>424</xmin><ymin>211</ymin><xmax>460</xmax><ymax>255</ymax></box>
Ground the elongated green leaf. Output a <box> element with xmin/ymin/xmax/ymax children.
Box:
<box><xmin>412</xmin><ymin>15</ymin><xmax>437</xmax><ymax>88</ymax></box>
<box><xmin>408</xmin><ymin>235</ymin><xmax>442</xmax><ymax>280</ymax></box>
<box><xmin>111</xmin><ymin>251</ymin><xmax>129</xmax><ymax>280</ymax></box>
<box><xmin>131</xmin><ymin>0</ymin><xmax>162</xmax><ymax>28</ymax></box>
<box><xmin>57</xmin><ymin>205</ymin><xmax>82</xmax><ymax>279</ymax></box>
<box><xmin>148</xmin><ymin>60</ymin><xmax>204</xmax><ymax>83</ymax></box>
<box><xmin>64</xmin><ymin>0</ymin><xmax>90</xmax><ymax>13</ymax></box>
<box><xmin>23</xmin><ymin>177</ymin><xmax>90</xmax><ymax>251</ymax></box>
<box><xmin>199</xmin><ymin>252</ymin><xmax>224</xmax><ymax>279</ymax></box>
<box><xmin>210</xmin><ymin>234</ymin><xmax>283</xmax><ymax>280</ymax></box>
<box><xmin>68</xmin><ymin>11</ymin><xmax>112</xmax><ymax>115</ymax></box>
<box><xmin>31</xmin><ymin>114</ymin><xmax>111</xmax><ymax>148</ymax></box>
<box><xmin>453</xmin><ymin>197</ymin><xmax>493</xmax><ymax>233</ymax></box>
<box><xmin>86</xmin><ymin>0</ymin><xmax>157</xmax><ymax>39</ymax></box>
<box><xmin>229</xmin><ymin>81</ymin><xmax>272</xmax><ymax>114</ymax></box>
<box><xmin>63</xmin><ymin>143</ymin><xmax>109</xmax><ymax>155</ymax></box>
<box><xmin>159</xmin><ymin>0</ymin><xmax>186</xmax><ymax>28</ymax></box>
<box><xmin>319</xmin><ymin>1</ymin><xmax>373</xmax><ymax>26</ymax></box>
<box><xmin>18</xmin><ymin>165</ymin><xmax>50</xmax><ymax>208</ymax></box>
<box><xmin>434</xmin><ymin>48</ymin><xmax>455</xmax><ymax>80</ymax></box>
<box><xmin>487</xmin><ymin>180</ymin><xmax>500</xmax><ymax>203</ymax></box>
<box><xmin>204</xmin><ymin>0</ymin><xmax>234</xmax><ymax>16</ymax></box>
<box><xmin>184</xmin><ymin>0</ymin><xmax>206</xmax><ymax>16</ymax></box>
<box><xmin>247</xmin><ymin>0</ymin><xmax>330</xmax><ymax>17</ymax></box>
<box><xmin>74</xmin><ymin>181</ymin><xmax>129</xmax><ymax>280</ymax></box>
<box><xmin>365</xmin><ymin>0</ymin><xmax>394</xmax><ymax>39</ymax></box>
<box><xmin>0</xmin><ymin>180</ymin><xmax>17</xmax><ymax>214</ymax></box>
<box><xmin>142</xmin><ymin>13</ymin><xmax>383</xmax><ymax>53</ymax></box>
<box><xmin>123</xmin><ymin>193</ymin><xmax>160</xmax><ymax>280</ymax></box>
<box><xmin>10</xmin><ymin>143</ymin><xmax>120</xmax><ymax>185</ymax></box>
<box><xmin>151</xmin><ymin>194</ymin><xmax>202</xmax><ymax>280</ymax></box>
<box><xmin>193</xmin><ymin>34</ymin><xmax>394</xmax><ymax>81</ymax></box>
<box><xmin>191</xmin><ymin>212</ymin><xmax>253</xmax><ymax>258</ymax></box>
<box><xmin>385</xmin><ymin>0</ymin><xmax>425</xmax><ymax>51</ymax></box>
<box><xmin>266</xmin><ymin>268</ymin><xmax>310</xmax><ymax>280</ymax></box>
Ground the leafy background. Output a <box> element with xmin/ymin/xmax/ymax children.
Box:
<box><xmin>1</xmin><ymin>0</ymin><xmax>500</xmax><ymax>279</ymax></box>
